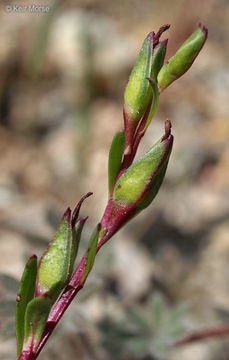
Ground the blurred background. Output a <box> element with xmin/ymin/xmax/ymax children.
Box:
<box><xmin>0</xmin><ymin>0</ymin><xmax>228</xmax><ymax>359</ymax></box>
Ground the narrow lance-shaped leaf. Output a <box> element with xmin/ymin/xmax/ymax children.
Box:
<box><xmin>127</xmin><ymin>307</ymin><xmax>149</xmax><ymax>330</ymax></box>
<box><xmin>150</xmin><ymin>293</ymin><xmax>164</xmax><ymax>329</ymax></box>
<box><xmin>150</xmin><ymin>39</ymin><xmax>168</xmax><ymax>82</ymax></box>
<box><xmin>35</xmin><ymin>208</ymin><xmax>73</xmax><ymax>303</ymax></box>
<box><xmin>143</xmin><ymin>78</ymin><xmax>159</xmax><ymax>131</ymax></box>
<box><xmin>141</xmin><ymin>40</ymin><xmax>167</xmax><ymax>131</ymax></box>
<box><xmin>130</xmin><ymin>41</ymin><xmax>167</xmax><ymax>143</ymax></box>
<box><xmin>16</xmin><ymin>255</ymin><xmax>37</xmax><ymax>357</ymax></box>
<box><xmin>108</xmin><ymin>131</ymin><xmax>125</xmax><ymax>195</ymax></box>
<box><xmin>69</xmin><ymin>216</ymin><xmax>88</xmax><ymax>277</ymax></box>
<box><xmin>71</xmin><ymin>192</ymin><xmax>93</xmax><ymax>228</ymax></box>
<box><xmin>23</xmin><ymin>296</ymin><xmax>51</xmax><ymax>353</ymax></box>
<box><xmin>81</xmin><ymin>224</ymin><xmax>101</xmax><ymax>284</ymax></box>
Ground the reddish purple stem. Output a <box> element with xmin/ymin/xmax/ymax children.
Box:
<box><xmin>174</xmin><ymin>325</ymin><xmax>229</xmax><ymax>347</ymax></box>
<box><xmin>121</xmin><ymin>100</ymin><xmax>152</xmax><ymax>171</ymax></box>
<box><xmin>27</xmin><ymin>230</ymin><xmax>114</xmax><ymax>360</ymax></box>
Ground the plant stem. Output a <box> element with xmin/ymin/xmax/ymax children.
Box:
<box><xmin>174</xmin><ymin>325</ymin><xmax>229</xmax><ymax>347</ymax></box>
<box><xmin>21</xmin><ymin>227</ymin><xmax>111</xmax><ymax>360</ymax></box>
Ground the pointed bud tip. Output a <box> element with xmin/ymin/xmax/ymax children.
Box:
<box><xmin>147</xmin><ymin>24</ymin><xmax>170</xmax><ymax>46</ymax></box>
<box><xmin>147</xmin><ymin>31</ymin><xmax>155</xmax><ymax>42</ymax></box>
<box><xmin>161</xmin><ymin>119</ymin><xmax>172</xmax><ymax>141</ymax></box>
<box><xmin>199</xmin><ymin>23</ymin><xmax>208</xmax><ymax>40</ymax></box>
<box><xmin>112</xmin><ymin>126</ymin><xmax>173</xmax><ymax>218</ymax></box>
<box><xmin>25</xmin><ymin>254</ymin><xmax>37</xmax><ymax>268</ymax></box>
<box><xmin>78</xmin><ymin>216</ymin><xmax>89</xmax><ymax>226</ymax></box>
<box><xmin>154</xmin><ymin>24</ymin><xmax>170</xmax><ymax>46</ymax></box>
<box><xmin>72</xmin><ymin>192</ymin><xmax>93</xmax><ymax>227</ymax></box>
<box><xmin>153</xmin><ymin>38</ymin><xmax>168</xmax><ymax>54</ymax></box>
<box><xmin>160</xmin><ymin>38</ymin><xmax>168</xmax><ymax>47</ymax></box>
<box><xmin>63</xmin><ymin>208</ymin><xmax>71</xmax><ymax>222</ymax></box>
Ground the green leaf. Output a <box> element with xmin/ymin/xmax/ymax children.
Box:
<box><xmin>108</xmin><ymin>131</ymin><xmax>125</xmax><ymax>195</ymax></box>
<box><xmin>126</xmin><ymin>308</ymin><xmax>149</xmax><ymax>331</ymax></box>
<box><xmin>81</xmin><ymin>224</ymin><xmax>101</xmax><ymax>284</ymax></box>
<box><xmin>165</xmin><ymin>303</ymin><xmax>189</xmax><ymax>336</ymax></box>
<box><xmin>150</xmin><ymin>40</ymin><xmax>167</xmax><ymax>82</ymax></box>
<box><xmin>125</xmin><ymin>336</ymin><xmax>150</xmax><ymax>356</ymax></box>
<box><xmin>26</xmin><ymin>0</ymin><xmax>60</xmax><ymax>77</ymax></box>
<box><xmin>150</xmin><ymin>293</ymin><xmax>164</xmax><ymax>330</ymax></box>
<box><xmin>69</xmin><ymin>217</ymin><xmax>87</xmax><ymax>276</ymax></box>
<box><xmin>23</xmin><ymin>296</ymin><xmax>51</xmax><ymax>351</ymax></box>
<box><xmin>15</xmin><ymin>255</ymin><xmax>37</xmax><ymax>357</ymax></box>
<box><xmin>167</xmin><ymin>302</ymin><xmax>189</xmax><ymax>324</ymax></box>
<box><xmin>143</xmin><ymin>78</ymin><xmax>159</xmax><ymax>131</ymax></box>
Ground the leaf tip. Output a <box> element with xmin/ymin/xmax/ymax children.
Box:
<box><xmin>72</xmin><ymin>192</ymin><xmax>93</xmax><ymax>227</ymax></box>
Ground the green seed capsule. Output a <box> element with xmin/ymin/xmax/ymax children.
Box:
<box><xmin>158</xmin><ymin>25</ymin><xmax>208</xmax><ymax>91</ymax></box>
<box><xmin>124</xmin><ymin>33</ymin><xmax>154</xmax><ymax>123</ymax></box>
<box><xmin>113</xmin><ymin>120</ymin><xmax>173</xmax><ymax>213</ymax></box>
<box><xmin>124</xmin><ymin>33</ymin><xmax>167</xmax><ymax>124</ymax></box>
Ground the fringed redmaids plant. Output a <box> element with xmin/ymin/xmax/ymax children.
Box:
<box><xmin>15</xmin><ymin>24</ymin><xmax>208</xmax><ymax>360</ymax></box>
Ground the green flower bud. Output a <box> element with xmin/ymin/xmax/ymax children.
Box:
<box><xmin>35</xmin><ymin>209</ymin><xmax>72</xmax><ymax>303</ymax></box>
<box><xmin>99</xmin><ymin>121</ymin><xmax>173</xmax><ymax>246</ymax></box>
<box><xmin>124</xmin><ymin>32</ymin><xmax>168</xmax><ymax>124</ymax></box>
<box><xmin>158</xmin><ymin>25</ymin><xmax>208</xmax><ymax>91</ymax></box>
<box><xmin>35</xmin><ymin>193</ymin><xmax>91</xmax><ymax>303</ymax></box>
<box><xmin>124</xmin><ymin>32</ymin><xmax>154</xmax><ymax>123</ymax></box>
<box><xmin>113</xmin><ymin>120</ymin><xmax>173</xmax><ymax>213</ymax></box>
